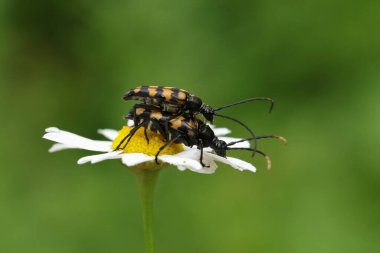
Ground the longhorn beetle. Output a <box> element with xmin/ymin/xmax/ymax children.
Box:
<box><xmin>115</xmin><ymin>104</ymin><xmax>286</xmax><ymax>168</ymax></box>
<box><xmin>123</xmin><ymin>86</ymin><xmax>274</xmax><ymax>123</ymax></box>
<box><xmin>123</xmin><ymin>85</ymin><xmax>274</xmax><ymax>156</ymax></box>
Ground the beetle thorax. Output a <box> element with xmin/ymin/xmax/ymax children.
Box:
<box><xmin>186</xmin><ymin>95</ymin><xmax>203</xmax><ymax>111</ymax></box>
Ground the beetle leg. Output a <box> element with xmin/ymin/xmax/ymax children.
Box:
<box><xmin>152</xmin><ymin>119</ymin><xmax>169</xmax><ymax>141</ymax></box>
<box><xmin>115</xmin><ymin>133</ymin><xmax>131</xmax><ymax>150</ymax></box>
<box><xmin>116</xmin><ymin>120</ymin><xmax>146</xmax><ymax>150</ymax></box>
<box><xmin>167</xmin><ymin>111</ymin><xmax>184</xmax><ymax>120</ymax></box>
<box><xmin>123</xmin><ymin>120</ymin><xmax>150</xmax><ymax>149</ymax></box>
<box><xmin>155</xmin><ymin>135</ymin><xmax>180</xmax><ymax>165</ymax></box>
<box><xmin>143</xmin><ymin>125</ymin><xmax>149</xmax><ymax>144</ymax></box>
<box><xmin>198</xmin><ymin>139</ymin><xmax>209</xmax><ymax>168</ymax></box>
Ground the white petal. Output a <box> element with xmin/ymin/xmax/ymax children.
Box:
<box><xmin>78</xmin><ymin>151</ymin><xmax>123</xmax><ymax>164</ymax></box>
<box><xmin>43</xmin><ymin>127</ymin><xmax>113</xmax><ymax>152</ymax></box>
<box><xmin>172</xmin><ymin>149</ymin><xmax>216</xmax><ymax>174</ymax></box>
<box><xmin>46</xmin><ymin>127</ymin><xmax>60</xmax><ymax>132</ymax></box>
<box><xmin>176</xmin><ymin>164</ymin><xmax>216</xmax><ymax>174</ymax></box>
<box><xmin>204</xmin><ymin>152</ymin><xmax>256</xmax><ymax>172</ymax></box>
<box><xmin>226</xmin><ymin>156</ymin><xmax>256</xmax><ymax>172</ymax></box>
<box><xmin>182</xmin><ymin>146</ymin><xmax>194</xmax><ymax>151</ymax></box>
<box><xmin>172</xmin><ymin>148</ymin><xmax>201</xmax><ymax>160</ymax></box>
<box><xmin>203</xmin><ymin>147</ymin><xmax>213</xmax><ymax>152</ymax></box>
<box><xmin>195</xmin><ymin>155</ymin><xmax>218</xmax><ymax>174</ymax></box>
<box><xmin>49</xmin><ymin>143</ymin><xmax>78</xmax><ymax>152</ymax></box>
<box><xmin>127</xmin><ymin>120</ymin><xmax>134</xmax><ymax>127</ymax></box>
<box><xmin>219</xmin><ymin>137</ymin><xmax>250</xmax><ymax>148</ymax></box>
<box><xmin>159</xmin><ymin>154</ymin><xmax>203</xmax><ymax>171</ymax></box>
<box><xmin>212</xmin><ymin>127</ymin><xmax>231</xmax><ymax>136</ymax></box>
<box><xmin>176</xmin><ymin>166</ymin><xmax>187</xmax><ymax>171</ymax></box>
<box><xmin>121</xmin><ymin>153</ymin><xmax>155</xmax><ymax>167</ymax></box>
<box><xmin>97</xmin><ymin>129</ymin><xmax>119</xmax><ymax>141</ymax></box>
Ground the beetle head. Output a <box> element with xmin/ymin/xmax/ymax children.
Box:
<box><xmin>200</xmin><ymin>104</ymin><xmax>215</xmax><ymax>122</ymax></box>
<box><xmin>212</xmin><ymin>138</ymin><xmax>227</xmax><ymax>157</ymax></box>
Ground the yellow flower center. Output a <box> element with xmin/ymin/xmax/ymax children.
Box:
<box><xmin>112</xmin><ymin>126</ymin><xmax>184</xmax><ymax>156</ymax></box>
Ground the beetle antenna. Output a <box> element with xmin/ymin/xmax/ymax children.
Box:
<box><xmin>226</xmin><ymin>135</ymin><xmax>288</xmax><ymax>146</ymax></box>
<box><xmin>213</xmin><ymin>113</ymin><xmax>257</xmax><ymax>157</ymax></box>
<box><xmin>227</xmin><ymin>147</ymin><xmax>272</xmax><ymax>170</ymax></box>
<box><xmin>214</xmin><ymin>97</ymin><xmax>274</xmax><ymax>113</ymax></box>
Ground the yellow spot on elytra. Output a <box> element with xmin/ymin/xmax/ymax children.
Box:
<box><xmin>136</xmin><ymin>107</ymin><xmax>145</xmax><ymax>115</ymax></box>
<box><xmin>151</xmin><ymin>111</ymin><xmax>163</xmax><ymax>120</ymax></box>
<box><xmin>171</xmin><ymin>116</ymin><xmax>183</xmax><ymax>129</ymax></box>
<box><xmin>163</xmin><ymin>88</ymin><xmax>173</xmax><ymax>101</ymax></box>
<box><xmin>112</xmin><ymin>126</ymin><xmax>184</xmax><ymax>156</ymax></box>
<box><xmin>148</xmin><ymin>87</ymin><xmax>157</xmax><ymax>97</ymax></box>
<box><xmin>177</xmin><ymin>91</ymin><xmax>187</xmax><ymax>100</ymax></box>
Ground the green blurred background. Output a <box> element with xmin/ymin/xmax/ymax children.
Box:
<box><xmin>1</xmin><ymin>0</ymin><xmax>379</xmax><ymax>252</ymax></box>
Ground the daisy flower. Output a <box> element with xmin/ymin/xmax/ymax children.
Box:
<box><xmin>42</xmin><ymin>121</ymin><xmax>256</xmax><ymax>174</ymax></box>
<box><xmin>43</xmin><ymin>119</ymin><xmax>285</xmax><ymax>253</ymax></box>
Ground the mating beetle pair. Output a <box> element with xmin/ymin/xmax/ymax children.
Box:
<box><xmin>117</xmin><ymin>85</ymin><xmax>284</xmax><ymax>168</ymax></box>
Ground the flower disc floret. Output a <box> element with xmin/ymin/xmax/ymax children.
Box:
<box><xmin>112</xmin><ymin>126</ymin><xmax>184</xmax><ymax>156</ymax></box>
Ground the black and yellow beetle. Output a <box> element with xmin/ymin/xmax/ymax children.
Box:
<box><xmin>123</xmin><ymin>85</ymin><xmax>275</xmax><ymax>156</ymax></box>
<box><xmin>116</xmin><ymin>103</ymin><xmax>282</xmax><ymax>168</ymax></box>
<box><xmin>123</xmin><ymin>85</ymin><xmax>274</xmax><ymax>123</ymax></box>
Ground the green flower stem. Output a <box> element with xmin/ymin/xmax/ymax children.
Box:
<box><xmin>135</xmin><ymin>169</ymin><xmax>160</xmax><ymax>253</ymax></box>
